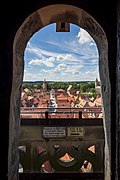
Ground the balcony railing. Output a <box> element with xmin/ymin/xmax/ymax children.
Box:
<box><xmin>19</xmin><ymin>107</ymin><xmax>104</xmax><ymax>179</ymax></box>
<box><xmin>20</xmin><ymin>107</ymin><xmax>102</xmax><ymax>119</ymax></box>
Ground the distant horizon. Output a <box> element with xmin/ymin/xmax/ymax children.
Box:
<box><xmin>23</xmin><ymin>79</ymin><xmax>98</xmax><ymax>83</ymax></box>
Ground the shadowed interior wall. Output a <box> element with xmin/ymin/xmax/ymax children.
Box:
<box><xmin>0</xmin><ymin>1</ymin><xmax>117</xmax><ymax>180</ymax></box>
<box><xmin>116</xmin><ymin>1</ymin><xmax>120</xmax><ymax>179</ymax></box>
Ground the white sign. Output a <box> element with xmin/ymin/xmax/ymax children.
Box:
<box><xmin>67</xmin><ymin>127</ymin><xmax>84</xmax><ymax>137</ymax></box>
<box><xmin>43</xmin><ymin>127</ymin><xmax>66</xmax><ymax>138</ymax></box>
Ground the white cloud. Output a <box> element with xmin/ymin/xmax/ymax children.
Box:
<box><xmin>47</xmin><ymin>57</ymin><xmax>55</xmax><ymax>62</ymax></box>
<box><xmin>26</xmin><ymin>42</ymin><xmax>64</xmax><ymax>58</ymax></box>
<box><xmin>29</xmin><ymin>59</ymin><xmax>43</xmax><ymax>66</ymax></box>
<box><xmin>56</xmin><ymin>54</ymin><xmax>84</xmax><ymax>65</ymax></box>
<box><xmin>29</xmin><ymin>58</ymin><xmax>54</xmax><ymax>67</ymax></box>
<box><xmin>23</xmin><ymin>68</ymin><xmax>99</xmax><ymax>82</ymax></box>
<box><xmin>77</xmin><ymin>28</ymin><xmax>94</xmax><ymax>44</ymax></box>
<box><xmin>56</xmin><ymin>54</ymin><xmax>72</xmax><ymax>61</ymax></box>
<box><xmin>23</xmin><ymin>70</ymin><xmax>43</xmax><ymax>81</ymax></box>
<box><xmin>43</xmin><ymin>61</ymin><xmax>54</xmax><ymax>67</ymax></box>
<box><xmin>53</xmin><ymin>63</ymin><xmax>68</xmax><ymax>73</ymax></box>
<box><xmin>65</xmin><ymin>68</ymin><xmax>78</xmax><ymax>73</ymax></box>
<box><xmin>57</xmin><ymin>63</ymin><xmax>67</xmax><ymax>69</ymax></box>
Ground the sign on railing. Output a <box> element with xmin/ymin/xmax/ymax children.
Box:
<box><xmin>67</xmin><ymin>127</ymin><xmax>84</xmax><ymax>137</ymax></box>
<box><xmin>42</xmin><ymin>126</ymin><xmax>85</xmax><ymax>138</ymax></box>
<box><xmin>43</xmin><ymin>127</ymin><xmax>66</xmax><ymax>138</ymax></box>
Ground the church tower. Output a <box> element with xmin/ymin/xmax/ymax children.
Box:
<box><xmin>95</xmin><ymin>78</ymin><xmax>101</xmax><ymax>93</ymax></box>
<box><xmin>95</xmin><ymin>78</ymin><xmax>99</xmax><ymax>88</ymax></box>
<box><xmin>43</xmin><ymin>79</ymin><xmax>47</xmax><ymax>92</ymax></box>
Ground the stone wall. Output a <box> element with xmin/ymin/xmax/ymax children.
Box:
<box><xmin>116</xmin><ymin>1</ymin><xmax>120</xmax><ymax>179</ymax></box>
<box><xmin>9</xmin><ymin>4</ymin><xmax>111</xmax><ymax>180</ymax></box>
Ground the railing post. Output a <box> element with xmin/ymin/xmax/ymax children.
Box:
<box><xmin>79</xmin><ymin>111</ymin><xmax>82</xmax><ymax>119</ymax></box>
<box><xmin>45</xmin><ymin>111</ymin><xmax>48</xmax><ymax>119</ymax></box>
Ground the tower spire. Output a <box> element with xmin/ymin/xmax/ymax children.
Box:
<box><xmin>43</xmin><ymin>79</ymin><xmax>47</xmax><ymax>92</ymax></box>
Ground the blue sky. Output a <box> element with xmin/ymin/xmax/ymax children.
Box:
<box><xmin>24</xmin><ymin>23</ymin><xmax>99</xmax><ymax>82</ymax></box>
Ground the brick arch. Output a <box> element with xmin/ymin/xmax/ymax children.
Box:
<box><xmin>9</xmin><ymin>4</ymin><xmax>110</xmax><ymax>180</ymax></box>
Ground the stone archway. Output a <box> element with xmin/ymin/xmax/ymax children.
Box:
<box><xmin>9</xmin><ymin>4</ymin><xmax>110</xmax><ymax>180</ymax></box>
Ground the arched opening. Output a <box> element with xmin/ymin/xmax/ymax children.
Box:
<box><xmin>9</xmin><ymin>4</ymin><xmax>110</xmax><ymax>179</ymax></box>
<box><xmin>21</xmin><ymin>22</ymin><xmax>100</xmax><ymax>118</ymax></box>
